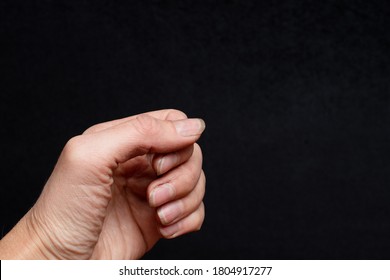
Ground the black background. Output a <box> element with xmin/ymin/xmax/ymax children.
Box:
<box><xmin>1</xmin><ymin>0</ymin><xmax>390</xmax><ymax>259</ymax></box>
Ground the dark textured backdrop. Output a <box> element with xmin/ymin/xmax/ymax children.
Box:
<box><xmin>1</xmin><ymin>0</ymin><xmax>390</xmax><ymax>259</ymax></box>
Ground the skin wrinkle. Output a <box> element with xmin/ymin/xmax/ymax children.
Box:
<box><xmin>28</xmin><ymin>209</ymin><xmax>66</xmax><ymax>259</ymax></box>
<box><xmin>24</xmin><ymin>212</ymin><xmax>53</xmax><ymax>259</ymax></box>
<box><xmin>50</xmin><ymin>215</ymin><xmax>93</xmax><ymax>259</ymax></box>
<box><xmin>113</xmin><ymin>198</ymin><xmax>130</xmax><ymax>259</ymax></box>
<box><xmin>92</xmin><ymin>184</ymin><xmax>127</xmax><ymax>259</ymax></box>
<box><xmin>0</xmin><ymin>110</ymin><xmax>205</xmax><ymax>259</ymax></box>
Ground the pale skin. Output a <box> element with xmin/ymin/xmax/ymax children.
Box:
<box><xmin>0</xmin><ymin>109</ymin><xmax>206</xmax><ymax>259</ymax></box>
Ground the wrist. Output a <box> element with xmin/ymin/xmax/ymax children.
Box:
<box><xmin>0</xmin><ymin>210</ymin><xmax>55</xmax><ymax>259</ymax></box>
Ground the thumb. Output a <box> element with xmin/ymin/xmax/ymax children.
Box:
<box><xmin>83</xmin><ymin>114</ymin><xmax>205</xmax><ymax>166</ymax></box>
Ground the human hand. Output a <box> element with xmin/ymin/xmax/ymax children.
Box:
<box><xmin>0</xmin><ymin>109</ymin><xmax>205</xmax><ymax>259</ymax></box>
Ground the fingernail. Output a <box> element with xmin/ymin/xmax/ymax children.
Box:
<box><xmin>160</xmin><ymin>223</ymin><xmax>181</xmax><ymax>238</ymax></box>
<box><xmin>158</xmin><ymin>202</ymin><xmax>182</xmax><ymax>225</ymax></box>
<box><xmin>157</xmin><ymin>153</ymin><xmax>178</xmax><ymax>176</ymax></box>
<box><xmin>149</xmin><ymin>184</ymin><xmax>175</xmax><ymax>207</ymax></box>
<box><xmin>174</xmin><ymin>118</ymin><xmax>206</xmax><ymax>137</ymax></box>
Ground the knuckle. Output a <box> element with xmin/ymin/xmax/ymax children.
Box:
<box><xmin>194</xmin><ymin>203</ymin><xmax>205</xmax><ymax>231</ymax></box>
<box><xmin>194</xmin><ymin>143</ymin><xmax>203</xmax><ymax>163</ymax></box>
<box><xmin>62</xmin><ymin>135</ymin><xmax>90</xmax><ymax>164</ymax></box>
<box><xmin>196</xmin><ymin>177</ymin><xmax>206</xmax><ymax>201</ymax></box>
<box><xmin>181</xmin><ymin>164</ymin><xmax>200</xmax><ymax>185</ymax></box>
<box><xmin>82</xmin><ymin>124</ymin><xmax>101</xmax><ymax>134</ymax></box>
<box><xmin>190</xmin><ymin>172</ymin><xmax>206</xmax><ymax>206</ymax></box>
<box><xmin>194</xmin><ymin>143</ymin><xmax>202</xmax><ymax>152</ymax></box>
<box><xmin>200</xmin><ymin>170</ymin><xmax>206</xmax><ymax>184</ymax></box>
<box><xmin>133</xmin><ymin>114</ymin><xmax>160</xmax><ymax>137</ymax></box>
<box><xmin>166</xmin><ymin>109</ymin><xmax>188</xmax><ymax>120</ymax></box>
